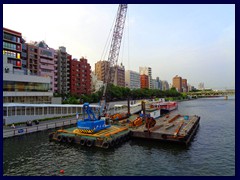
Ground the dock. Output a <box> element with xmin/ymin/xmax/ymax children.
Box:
<box><xmin>130</xmin><ymin>112</ymin><xmax>200</xmax><ymax>145</ymax></box>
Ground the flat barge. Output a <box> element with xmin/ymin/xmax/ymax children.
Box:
<box><xmin>130</xmin><ymin>112</ymin><xmax>200</xmax><ymax>145</ymax></box>
<box><xmin>49</xmin><ymin>103</ymin><xmax>131</xmax><ymax>149</ymax></box>
<box><xmin>49</xmin><ymin>125</ymin><xmax>130</xmax><ymax>149</ymax></box>
<box><xmin>49</xmin><ymin>102</ymin><xmax>200</xmax><ymax>148</ymax></box>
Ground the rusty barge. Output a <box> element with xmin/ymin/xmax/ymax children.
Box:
<box><xmin>130</xmin><ymin>112</ymin><xmax>200</xmax><ymax>145</ymax></box>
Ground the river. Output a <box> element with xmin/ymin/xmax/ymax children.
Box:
<box><xmin>3</xmin><ymin>96</ymin><xmax>235</xmax><ymax>176</ymax></box>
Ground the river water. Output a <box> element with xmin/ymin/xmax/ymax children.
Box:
<box><xmin>3</xmin><ymin>97</ymin><xmax>235</xmax><ymax>176</ymax></box>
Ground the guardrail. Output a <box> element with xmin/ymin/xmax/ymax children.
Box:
<box><xmin>3</xmin><ymin>119</ymin><xmax>77</xmax><ymax>139</ymax></box>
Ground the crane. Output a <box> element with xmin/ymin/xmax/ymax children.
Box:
<box><xmin>100</xmin><ymin>4</ymin><xmax>128</xmax><ymax>116</ymax></box>
<box><xmin>76</xmin><ymin>4</ymin><xmax>128</xmax><ymax>133</ymax></box>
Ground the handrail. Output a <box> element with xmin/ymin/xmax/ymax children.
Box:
<box><xmin>3</xmin><ymin>119</ymin><xmax>78</xmax><ymax>138</ymax></box>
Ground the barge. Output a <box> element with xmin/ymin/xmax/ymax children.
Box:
<box><xmin>49</xmin><ymin>103</ymin><xmax>130</xmax><ymax>149</ymax></box>
<box><xmin>49</xmin><ymin>125</ymin><xmax>131</xmax><ymax>149</ymax></box>
<box><xmin>49</xmin><ymin>102</ymin><xmax>200</xmax><ymax>148</ymax></box>
<box><xmin>130</xmin><ymin>112</ymin><xmax>200</xmax><ymax>145</ymax></box>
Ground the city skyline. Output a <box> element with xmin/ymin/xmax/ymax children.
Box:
<box><xmin>3</xmin><ymin>4</ymin><xmax>235</xmax><ymax>90</ymax></box>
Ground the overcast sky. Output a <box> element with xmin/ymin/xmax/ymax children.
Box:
<box><xmin>3</xmin><ymin>4</ymin><xmax>235</xmax><ymax>90</ymax></box>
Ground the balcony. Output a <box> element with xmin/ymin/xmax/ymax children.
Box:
<box><xmin>40</xmin><ymin>72</ymin><xmax>54</xmax><ymax>77</ymax></box>
<box><xmin>40</xmin><ymin>58</ymin><xmax>54</xmax><ymax>65</ymax></box>
<box><xmin>40</xmin><ymin>64</ymin><xmax>54</xmax><ymax>70</ymax></box>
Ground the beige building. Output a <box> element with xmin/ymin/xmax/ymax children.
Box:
<box><xmin>95</xmin><ymin>60</ymin><xmax>110</xmax><ymax>84</ymax></box>
<box><xmin>95</xmin><ymin>60</ymin><xmax>125</xmax><ymax>87</ymax></box>
<box><xmin>172</xmin><ymin>75</ymin><xmax>182</xmax><ymax>92</ymax></box>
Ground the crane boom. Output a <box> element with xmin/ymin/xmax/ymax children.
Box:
<box><xmin>100</xmin><ymin>4</ymin><xmax>128</xmax><ymax>115</ymax></box>
<box><xmin>108</xmin><ymin>4</ymin><xmax>128</xmax><ymax>69</ymax></box>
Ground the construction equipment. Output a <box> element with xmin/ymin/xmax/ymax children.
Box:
<box><xmin>100</xmin><ymin>4</ymin><xmax>128</xmax><ymax>116</ymax></box>
<box><xmin>77</xmin><ymin>103</ymin><xmax>111</xmax><ymax>134</ymax></box>
<box><xmin>76</xmin><ymin>5</ymin><xmax>128</xmax><ymax>133</ymax></box>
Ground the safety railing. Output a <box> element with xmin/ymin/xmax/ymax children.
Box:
<box><xmin>3</xmin><ymin>119</ymin><xmax>77</xmax><ymax>138</ymax></box>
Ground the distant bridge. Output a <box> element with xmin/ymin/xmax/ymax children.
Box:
<box><xmin>186</xmin><ymin>90</ymin><xmax>235</xmax><ymax>97</ymax></box>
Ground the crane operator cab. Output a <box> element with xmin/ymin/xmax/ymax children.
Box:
<box><xmin>77</xmin><ymin>103</ymin><xmax>111</xmax><ymax>134</ymax></box>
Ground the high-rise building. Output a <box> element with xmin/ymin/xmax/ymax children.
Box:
<box><xmin>95</xmin><ymin>60</ymin><xmax>110</xmax><ymax>84</ymax></box>
<box><xmin>21</xmin><ymin>39</ymin><xmax>27</xmax><ymax>74</ymax></box>
<box><xmin>182</xmin><ymin>79</ymin><xmax>188</xmax><ymax>92</ymax></box>
<box><xmin>172</xmin><ymin>75</ymin><xmax>182</xmax><ymax>92</ymax></box>
<box><xmin>139</xmin><ymin>66</ymin><xmax>152</xmax><ymax>89</ymax></box>
<box><xmin>156</xmin><ymin>77</ymin><xmax>162</xmax><ymax>90</ymax></box>
<box><xmin>26</xmin><ymin>43</ymin><xmax>39</xmax><ymax>75</ymax></box>
<box><xmin>111</xmin><ymin>64</ymin><xmax>125</xmax><ymax>87</ymax></box>
<box><xmin>33</xmin><ymin>41</ymin><xmax>56</xmax><ymax>92</ymax></box>
<box><xmin>152</xmin><ymin>79</ymin><xmax>158</xmax><ymax>89</ymax></box>
<box><xmin>56</xmin><ymin>46</ymin><xmax>70</xmax><ymax>95</ymax></box>
<box><xmin>125</xmin><ymin>70</ymin><xmax>140</xmax><ymax>89</ymax></box>
<box><xmin>53</xmin><ymin>50</ymin><xmax>58</xmax><ymax>93</ymax></box>
<box><xmin>140</xmin><ymin>74</ymin><xmax>149</xmax><ymax>89</ymax></box>
<box><xmin>95</xmin><ymin>60</ymin><xmax>125</xmax><ymax>87</ymax></box>
<box><xmin>70</xmin><ymin>57</ymin><xmax>91</xmax><ymax>96</ymax></box>
<box><xmin>3</xmin><ymin>27</ymin><xmax>23</xmax><ymax>73</ymax></box>
<box><xmin>162</xmin><ymin>80</ymin><xmax>169</xmax><ymax>91</ymax></box>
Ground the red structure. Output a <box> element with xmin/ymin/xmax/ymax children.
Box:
<box><xmin>70</xmin><ymin>57</ymin><xmax>91</xmax><ymax>96</ymax></box>
<box><xmin>140</xmin><ymin>74</ymin><xmax>149</xmax><ymax>89</ymax></box>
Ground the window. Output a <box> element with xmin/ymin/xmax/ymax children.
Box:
<box><xmin>4</xmin><ymin>33</ymin><xmax>17</xmax><ymax>42</ymax></box>
<box><xmin>3</xmin><ymin>50</ymin><xmax>16</xmax><ymax>58</ymax></box>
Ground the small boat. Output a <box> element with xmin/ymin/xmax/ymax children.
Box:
<box><xmin>159</xmin><ymin>101</ymin><xmax>178</xmax><ymax>114</ymax></box>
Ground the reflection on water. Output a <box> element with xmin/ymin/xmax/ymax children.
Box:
<box><xmin>3</xmin><ymin>97</ymin><xmax>235</xmax><ymax>176</ymax></box>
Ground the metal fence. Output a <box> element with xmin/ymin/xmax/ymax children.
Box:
<box><xmin>3</xmin><ymin>119</ymin><xmax>77</xmax><ymax>138</ymax></box>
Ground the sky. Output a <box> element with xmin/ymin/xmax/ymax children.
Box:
<box><xmin>3</xmin><ymin>4</ymin><xmax>235</xmax><ymax>90</ymax></box>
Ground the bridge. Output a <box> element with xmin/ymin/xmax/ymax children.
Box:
<box><xmin>186</xmin><ymin>90</ymin><xmax>235</xmax><ymax>97</ymax></box>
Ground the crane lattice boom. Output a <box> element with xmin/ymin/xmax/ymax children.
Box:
<box><xmin>101</xmin><ymin>4</ymin><xmax>128</xmax><ymax>115</ymax></box>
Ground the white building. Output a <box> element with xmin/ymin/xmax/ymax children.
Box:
<box><xmin>91</xmin><ymin>71</ymin><xmax>104</xmax><ymax>92</ymax></box>
<box><xmin>125</xmin><ymin>70</ymin><xmax>140</xmax><ymax>89</ymax></box>
<box><xmin>3</xmin><ymin>55</ymin><xmax>53</xmax><ymax>104</ymax></box>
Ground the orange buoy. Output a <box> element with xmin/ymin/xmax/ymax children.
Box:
<box><xmin>60</xmin><ymin>169</ymin><xmax>64</xmax><ymax>174</ymax></box>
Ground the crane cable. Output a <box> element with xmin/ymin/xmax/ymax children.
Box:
<box><xmin>127</xmin><ymin>7</ymin><xmax>130</xmax><ymax>70</ymax></box>
<box><xmin>100</xmin><ymin>11</ymin><xmax>118</xmax><ymax>61</ymax></box>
